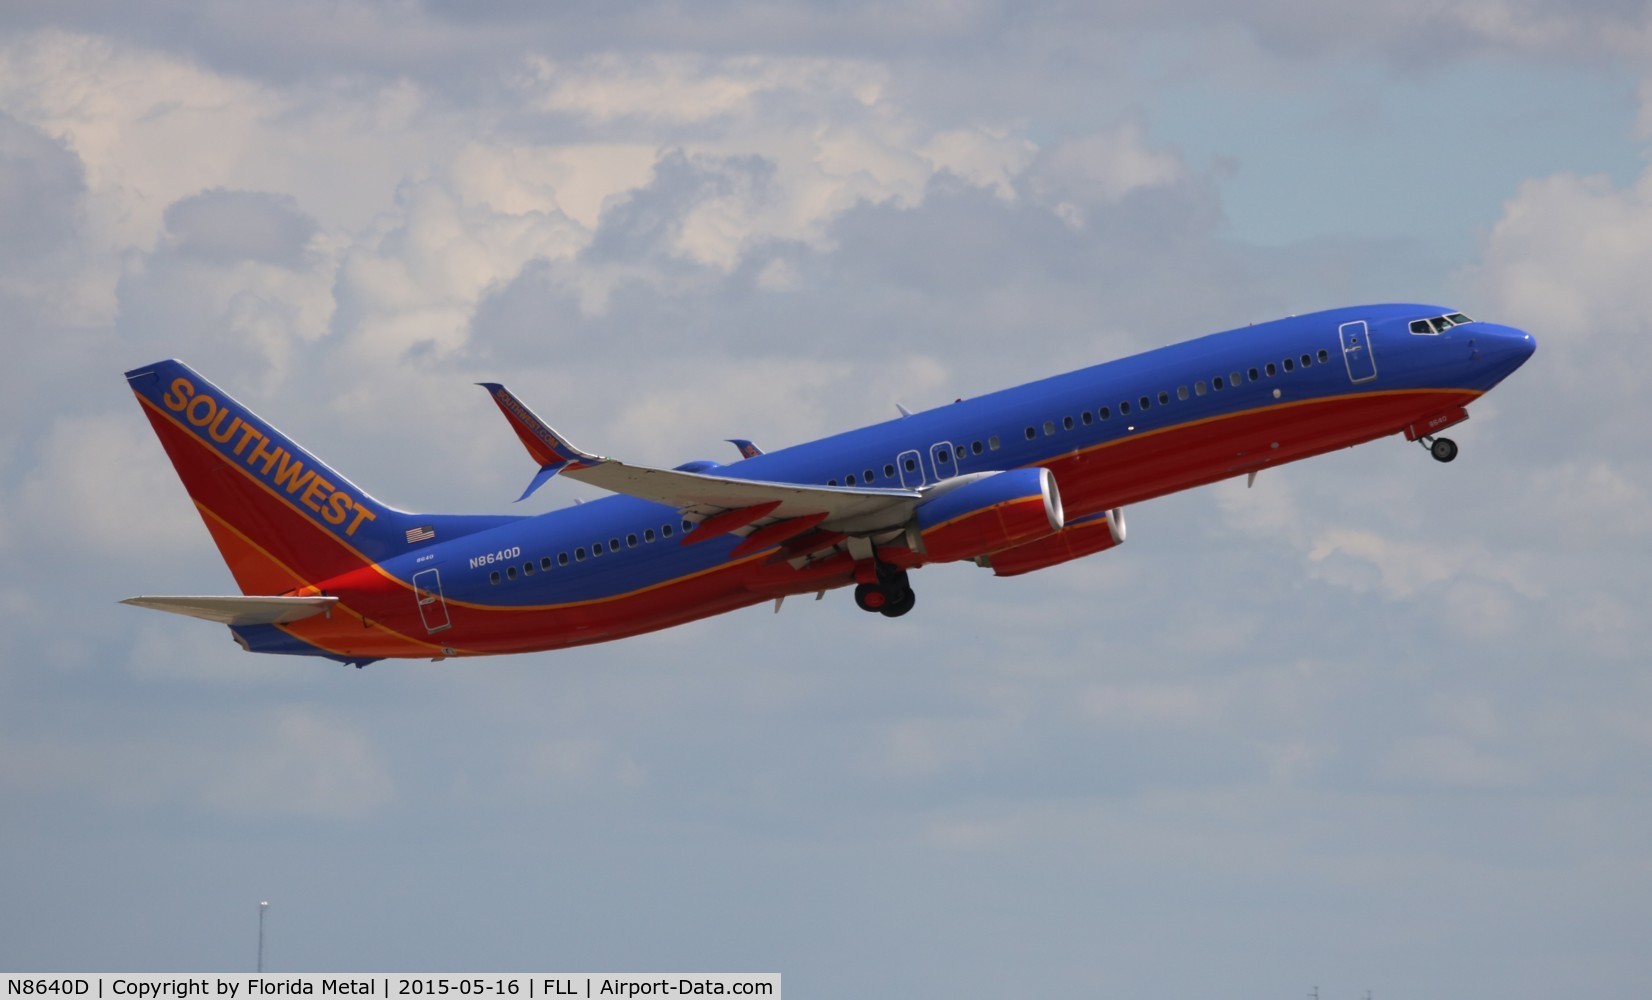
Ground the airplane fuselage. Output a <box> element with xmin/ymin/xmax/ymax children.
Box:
<box><xmin>127</xmin><ymin>303</ymin><xmax>1535</xmax><ymax>663</ymax></box>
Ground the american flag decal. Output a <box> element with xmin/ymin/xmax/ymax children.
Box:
<box><xmin>405</xmin><ymin>525</ymin><xmax>436</xmax><ymax>544</ymax></box>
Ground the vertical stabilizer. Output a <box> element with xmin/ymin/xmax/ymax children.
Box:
<box><xmin>125</xmin><ymin>360</ymin><xmax>518</xmax><ymax>594</ymax></box>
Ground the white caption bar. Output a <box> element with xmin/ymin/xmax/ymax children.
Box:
<box><xmin>2</xmin><ymin>976</ymin><xmax>780</xmax><ymax>1000</ymax></box>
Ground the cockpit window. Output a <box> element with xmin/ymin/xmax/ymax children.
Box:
<box><xmin>1411</xmin><ymin>312</ymin><xmax>1474</xmax><ymax>335</ymax></box>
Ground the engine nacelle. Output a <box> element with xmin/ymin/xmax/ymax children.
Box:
<box><xmin>910</xmin><ymin>468</ymin><xmax>1064</xmax><ymax>563</ymax></box>
<box><xmin>977</xmin><ymin>507</ymin><xmax>1126</xmax><ymax>577</ymax></box>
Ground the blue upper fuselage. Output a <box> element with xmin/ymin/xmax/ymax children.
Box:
<box><xmin>374</xmin><ymin>303</ymin><xmax>1534</xmax><ymax>610</ymax></box>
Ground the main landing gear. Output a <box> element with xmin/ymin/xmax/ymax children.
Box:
<box><xmin>1419</xmin><ymin>435</ymin><xmax>1459</xmax><ymax>463</ymax></box>
<box><xmin>854</xmin><ymin>565</ymin><xmax>917</xmax><ymax>618</ymax></box>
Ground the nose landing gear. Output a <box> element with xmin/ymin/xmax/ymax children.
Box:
<box><xmin>1420</xmin><ymin>435</ymin><xmax>1459</xmax><ymax>463</ymax></box>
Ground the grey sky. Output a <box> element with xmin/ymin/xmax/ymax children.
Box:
<box><xmin>1</xmin><ymin>3</ymin><xmax>1648</xmax><ymax>997</ymax></box>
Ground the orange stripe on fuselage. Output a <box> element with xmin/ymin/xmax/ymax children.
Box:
<box><xmin>147</xmin><ymin>381</ymin><xmax>1486</xmax><ymax>658</ymax></box>
<box><xmin>1040</xmin><ymin>387</ymin><xmax>1482</xmax><ymax>517</ymax></box>
<box><xmin>188</xmin><ymin>501</ymin><xmax>475</xmax><ymax>659</ymax></box>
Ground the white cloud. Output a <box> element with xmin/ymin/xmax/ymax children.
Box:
<box><xmin>1024</xmin><ymin>123</ymin><xmax>1190</xmax><ymax>223</ymax></box>
<box><xmin>521</xmin><ymin>53</ymin><xmax>887</xmax><ymax>125</ymax></box>
<box><xmin>13</xmin><ymin>412</ymin><xmax>202</xmax><ymax>561</ymax></box>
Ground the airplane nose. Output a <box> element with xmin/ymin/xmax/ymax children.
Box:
<box><xmin>1470</xmin><ymin>323</ymin><xmax>1536</xmax><ymax>382</ymax></box>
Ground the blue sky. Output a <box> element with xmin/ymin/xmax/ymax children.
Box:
<box><xmin>2</xmin><ymin>3</ymin><xmax>1649</xmax><ymax>997</ymax></box>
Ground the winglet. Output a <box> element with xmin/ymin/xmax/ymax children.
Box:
<box><xmin>477</xmin><ymin>383</ymin><xmax>605</xmax><ymax>501</ymax></box>
<box><xmin>726</xmin><ymin>438</ymin><xmax>764</xmax><ymax>459</ymax></box>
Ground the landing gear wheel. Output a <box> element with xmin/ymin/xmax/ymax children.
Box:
<box><xmin>1429</xmin><ymin>437</ymin><xmax>1459</xmax><ymax>463</ymax></box>
<box><xmin>879</xmin><ymin>587</ymin><xmax>916</xmax><ymax>618</ymax></box>
<box><xmin>854</xmin><ymin>583</ymin><xmax>889</xmax><ymax>612</ymax></box>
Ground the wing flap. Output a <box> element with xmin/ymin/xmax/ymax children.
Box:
<box><xmin>120</xmin><ymin>595</ymin><xmax>339</xmax><ymax>626</ymax></box>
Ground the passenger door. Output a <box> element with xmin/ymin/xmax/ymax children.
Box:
<box><xmin>1339</xmin><ymin>321</ymin><xmax>1378</xmax><ymax>383</ymax></box>
<box><xmin>412</xmin><ymin>567</ymin><xmax>451</xmax><ymax>633</ymax></box>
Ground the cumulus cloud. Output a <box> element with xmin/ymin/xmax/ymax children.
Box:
<box><xmin>2</xmin><ymin>10</ymin><xmax>1650</xmax><ymax>990</ymax></box>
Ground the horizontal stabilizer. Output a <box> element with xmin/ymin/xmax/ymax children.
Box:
<box><xmin>120</xmin><ymin>594</ymin><xmax>339</xmax><ymax>626</ymax></box>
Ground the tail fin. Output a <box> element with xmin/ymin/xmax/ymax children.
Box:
<box><xmin>126</xmin><ymin>360</ymin><xmax>519</xmax><ymax>595</ymax></box>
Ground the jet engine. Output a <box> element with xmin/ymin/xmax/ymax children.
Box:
<box><xmin>976</xmin><ymin>507</ymin><xmax>1126</xmax><ymax>577</ymax></box>
<box><xmin>909</xmin><ymin>468</ymin><xmax>1063</xmax><ymax>564</ymax></box>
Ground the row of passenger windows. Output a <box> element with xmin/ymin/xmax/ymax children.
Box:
<box><xmin>493</xmin><ymin>345</ymin><xmax>1338</xmax><ymax>581</ymax></box>
<box><xmin>489</xmin><ymin>518</ymin><xmax>696</xmax><ymax>585</ymax></box>
<box><xmin>1023</xmin><ymin>349</ymin><xmax>1332</xmax><ymax>439</ymax></box>
<box><xmin>826</xmin><ymin>436</ymin><xmax>1004</xmax><ymax>486</ymax></box>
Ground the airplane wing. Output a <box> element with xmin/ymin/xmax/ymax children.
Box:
<box><xmin>479</xmin><ymin>383</ymin><xmax>924</xmax><ymax>538</ymax></box>
<box><xmin>121</xmin><ymin>595</ymin><xmax>339</xmax><ymax>626</ymax></box>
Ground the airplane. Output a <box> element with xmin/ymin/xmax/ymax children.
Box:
<box><xmin>121</xmin><ymin>303</ymin><xmax>1535</xmax><ymax>666</ymax></box>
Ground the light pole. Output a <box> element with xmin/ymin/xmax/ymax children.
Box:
<box><xmin>258</xmin><ymin>901</ymin><xmax>269</xmax><ymax>973</ymax></box>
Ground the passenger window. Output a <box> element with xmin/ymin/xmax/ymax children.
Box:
<box><xmin>828</xmin><ymin>479</ymin><xmax>838</xmax><ymax>486</ymax></box>
<box><xmin>662</xmin><ymin>524</ymin><xmax>674</xmax><ymax>538</ymax></box>
<box><xmin>558</xmin><ymin>553</ymin><xmax>569</xmax><ymax>566</ymax></box>
<box><xmin>1139</xmin><ymin>395</ymin><xmax>1151</xmax><ymax>410</ymax></box>
<box><xmin>682</xmin><ymin>519</ymin><xmax>693</xmax><ymax>532</ymax></box>
<box><xmin>1158</xmin><ymin>391</ymin><xmax>1169</xmax><ymax>405</ymax></box>
<box><xmin>971</xmin><ymin>441</ymin><xmax>983</xmax><ymax>454</ymax></box>
<box><xmin>1230</xmin><ymin>371</ymin><xmax>1241</xmax><ymax>384</ymax></box>
<box><xmin>523</xmin><ymin>562</ymin><xmax>534</xmax><ymax>575</ymax></box>
<box><xmin>1062</xmin><ymin>416</ymin><xmax>1074</xmax><ymax>430</ymax></box>
<box><xmin>1301</xmin><ymin>354</ymin><xmax>1312</xmax><ymax>367</ymax></box>
<box><xmin>592</xmin><ymin>542</ymin><xmax>603</xmax><ymax>556</ymax></box>
<box><xmin>575</xmin><ymin>547</ymin><xmax>586</xmax><ymax>561</ymax></box>
<box><xmin>1081</xmin><ymin>411</ymin><xmax>1093</xmax><ymax>425</ymax></box>
<box><xmin>1100</xmin><ymin>406</ymin><xmax>1111</xmax><ymax>419</ymax></box>
<box><xmin>1249</xmin><ymin>367</ymin><xmax>1259</xmax><ymax>381</ymax></box>
<box><xmin>1316</xmin><ymin>350</ymin><xmax>1329</xmax><ymax>363</ymax></box>
<box><xmin>507</xmin><ymin>566</ymin><xmax>518</xmax><ymax>580</ymax></box>
<box><xmin>865</xmin><ymin>469</ymin><xmax>875</xmax><ymax>481</ymax></box>
<box><xmin>1119</xmin><ymin>400</ymin><xmax>1131</xmax><ymax>415</ymax></box>
<box><xmin>627</xmin><ymin>534</ymin><xmax>638</xmax><ymax>547</ymax></box>
<box><xmin>988</xmin><ymin>435</ymin><xmax>1001</xmax><ymax>450</ymax></box>
<box><xmin>490</xmin><ymin>571</ymin><xmax>501</xmax><ymax>585</ymax></box>
<box><xmin>1283</xmin><ymin>358</ymin><xmax>1295</xmax><ymax>371</ymax></box>
<box><xmin>1177</xmin><ymin>386</ymin><xmax>1189</xmax><ymax>400</ymax></box>
<box><xmin>1213</xmin><ymin>376</ymin><xmax>1225</xmax><ymax>390</ymax></box>
<box><xmin>644</xmin><ymin>529</ymin><xmax>655</xmax><ymax>543</ymax></box>
<box><xmin>541</xmin><ymin>557</ymin><xmax>553</xmax><ymax>571</ymax></box>
<box><xmin>1025</xmin><ymin>426</ymin><xmax>1036</xmax><ymax>440</ymax></box>
<box><xmin>937</xmin><ymin>451</ymin><xmax>950</xmax><ymax>464</ymax></box>
<box><xmin>1043</xmin><ymin>421</ymin><xmax>1055</xmax><ymax>436</ymax></box>
<box><xmin>905</xmin><ymin>457</ymin><xmax>918</xmax><ymax>471</ymax></box>
<box><xmin>1266</xmin><ymin>362</ymin><xmax>1277</xmax><ymax>376</ymax></box>
<box><xmin>845</xmin><ymin>474</ymin><xmax>856</xmax><ymax>485</ymax></box>
<box><xmin>955</xmin><ymin>446</ymin><xmax>966</xmax><ymax>460</ymax></box>
<box><xmin>885</xmin><ymin>463</ymin><xmax>896</xmax><ymax>476</ymax></box>
<box><xmin>610</xmin><ymin>537</ymin><xmax>620</xmax><ymax>551</ymax></box>
<box><xmin>1195</xmin><ymin>381</ymin><xmax>1207</xmax><ymax>396</ymax></box>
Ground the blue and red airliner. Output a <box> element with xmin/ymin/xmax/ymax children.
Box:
<box><xmin>122</xmin><ymin>304</ymin><xmax>1535</xmax><ymax>666</ymax></box>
